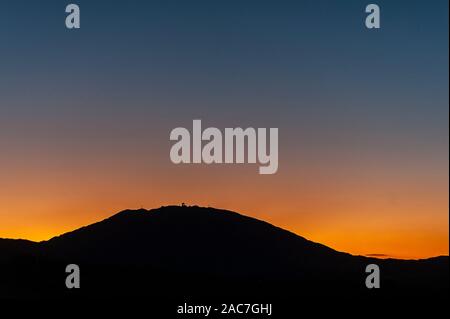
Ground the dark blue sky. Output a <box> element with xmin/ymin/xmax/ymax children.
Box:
<box><xmin>0</xmin><ymin>0</ymin><xmax>447</xmax><ymax>138</ymax></box>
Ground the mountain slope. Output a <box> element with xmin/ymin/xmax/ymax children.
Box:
<box><xmin>42</xmin><ymin>206</ymin><xmax>351</xmax><ymax>277</ymax></box>
<box><xmin>0</xmin><ymin>205</ymin><xmax>448</xmax><ymax>298</ymax></box>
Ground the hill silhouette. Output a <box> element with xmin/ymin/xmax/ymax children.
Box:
<box><xmin>0</xmin><ymin>205</ymin><xmax>448</xmax><ymax>300</ymax></box>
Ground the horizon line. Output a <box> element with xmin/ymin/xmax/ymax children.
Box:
<box><xmin>0</xmin><ymin>204</ymin><xmax>448</xmax><ymax>262</ymax></box>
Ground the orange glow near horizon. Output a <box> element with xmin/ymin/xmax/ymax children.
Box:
<box><xmin>0</xmin><ymin>147</ymin><xmax>448</xmax><ymax>260</ymax></box>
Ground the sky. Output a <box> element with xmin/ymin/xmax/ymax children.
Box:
<box><xmin>0</xmin><ymin>0</ymin><xmax>448</xmax><ymax>259</ymax></box>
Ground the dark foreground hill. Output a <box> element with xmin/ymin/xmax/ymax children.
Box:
<box><xmin>0</xmin><ymin>205</ymin><xmax>448</xmax><ymax>300</ymax></box>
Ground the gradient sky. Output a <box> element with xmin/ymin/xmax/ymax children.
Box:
<box><xmin>0</xmin><ymin>0</ymin><xmax>448</xmax><ymax>259</ymax></box>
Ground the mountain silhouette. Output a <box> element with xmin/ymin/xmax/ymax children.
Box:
<box><xmin>0</xmin><ymin>205</ymin><xmax>448</xmax><ymax>300</ymax></box>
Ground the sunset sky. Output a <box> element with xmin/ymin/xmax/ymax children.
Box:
<box><xmin>0</xmin><ymin>0</ymin><xmax>448</xmax><ymax>259</ymax></box>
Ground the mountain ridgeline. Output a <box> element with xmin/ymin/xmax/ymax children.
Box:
<box><xmin>0</xmin><ymin>205</ymin><xmax>448</xmax><ymax>299</ymax></box>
